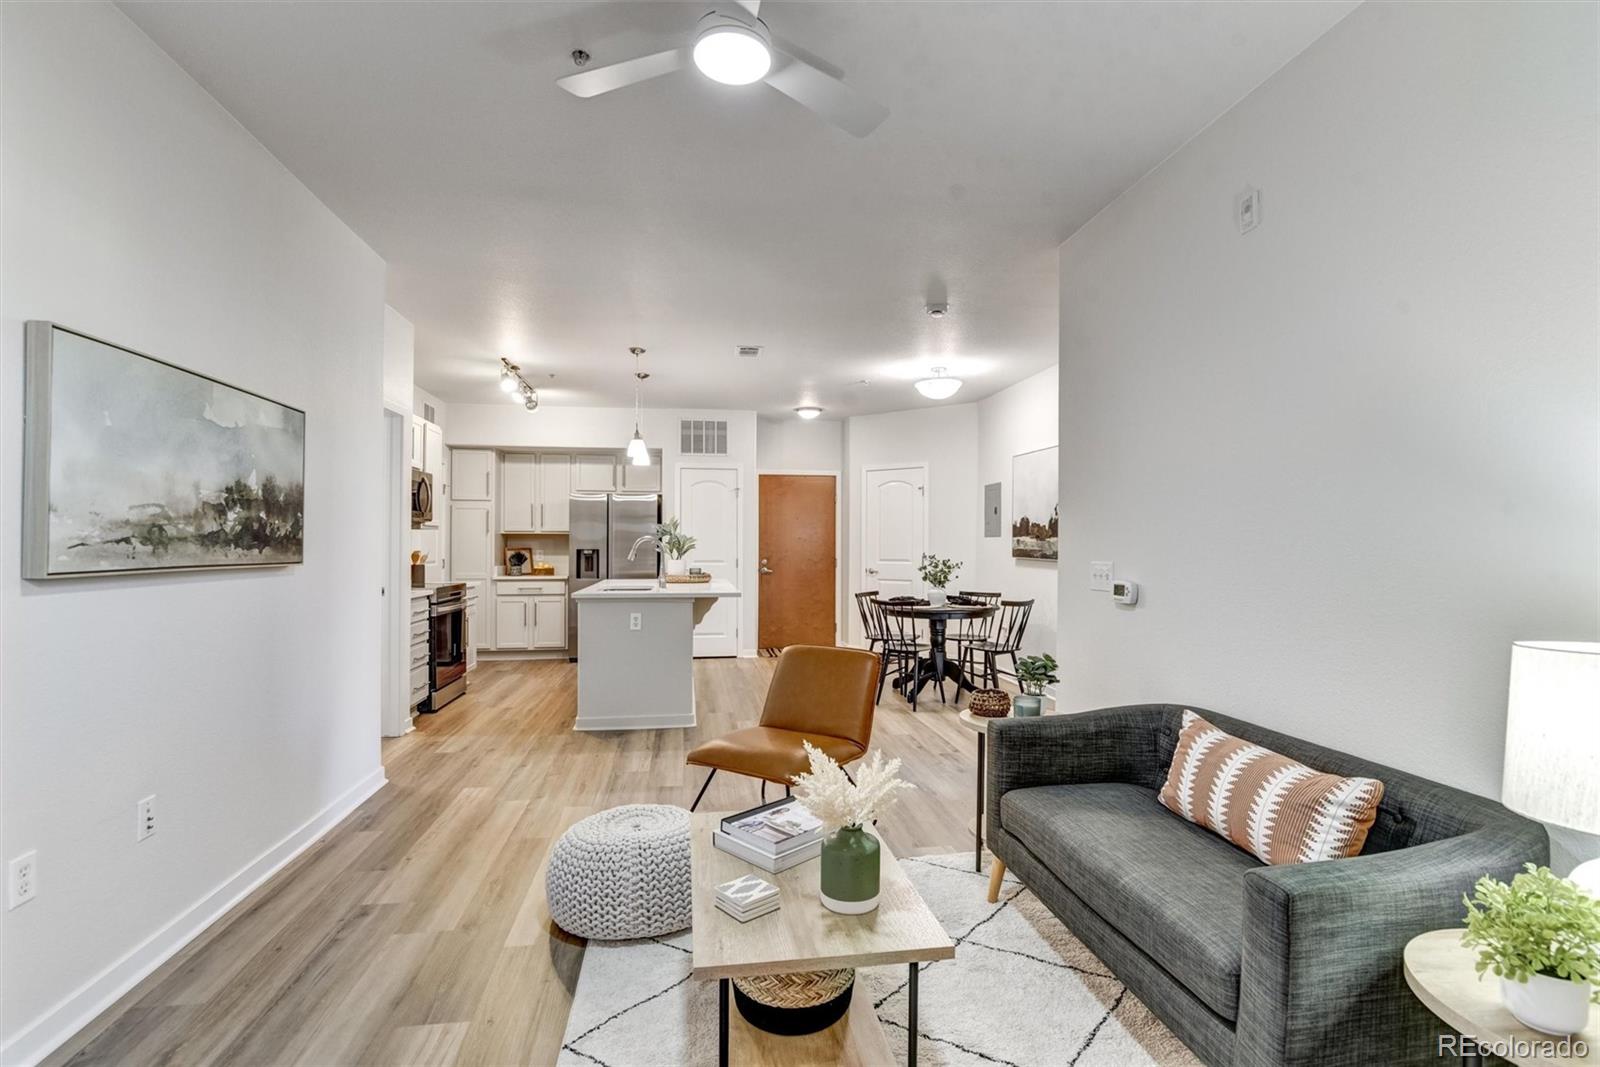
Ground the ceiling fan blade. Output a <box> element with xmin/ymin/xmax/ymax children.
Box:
<box><xmin>764</xmin><ymin>51</ymin><xmax>888</xmax><ymax>137</ymax></box>
<box><xmin>557</xmin><ymin>48</ymin><xmax>689</xmax><ymax>98</ymax></box>
<box><xmin>734</xmin><ymin>0</ymin><xmax>760</xmax><ymax>15</ymax></box>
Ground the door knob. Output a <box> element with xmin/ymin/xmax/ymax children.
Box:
<box><xmin>759</xmin><ymin>559</ymin><xmax>773</xmax><ymax>575</ymax></box>
<box><xmin>866</xmin><ymin>567</ymin><xmax>879</xmax><ymax>575</ymax></box>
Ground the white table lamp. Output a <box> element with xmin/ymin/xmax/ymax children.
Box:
<box><xmin>1501</xmin><ymin>641</ymin><xmax>1600</xmax><ymax>892</ymax></box>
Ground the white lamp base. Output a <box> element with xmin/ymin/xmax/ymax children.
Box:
<box><xmin>1567</xmin><ymin>857</ymin><xmax>1600</xmax><ymax>897</ymax></box>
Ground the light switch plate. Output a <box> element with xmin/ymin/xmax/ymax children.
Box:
<box><xmin>1089</xmin><ymin>561</ymin><xmax>1114</xmax><ymax>592</ymax></box>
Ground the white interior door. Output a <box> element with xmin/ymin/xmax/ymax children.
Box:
<box><xmin>677</xmin><ymin>465</ymin><xmax>740</xmax><ymax>657</ymax></box>
<box><xmin>862</xmin><ymin>465</ymin><xmax>927</xmax><ymax>609</ymax></box>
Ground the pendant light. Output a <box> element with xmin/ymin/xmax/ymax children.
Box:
<box><xmin>626</xmin><ymin>347</ymin><xmax>651</xmax><ymax>466</ymax></box>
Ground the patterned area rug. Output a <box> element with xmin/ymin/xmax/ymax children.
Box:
<box><xmin>557</xmin><ymin>854</ymin><xmax>1201</xmax><ymax>1067</ymax></box>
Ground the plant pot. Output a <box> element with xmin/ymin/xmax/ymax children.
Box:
<box><xmin>1013</xmin><ymin>693</ymin><xmax>1043</xmax><ymax>717</ymax></box>
<box><xmin>820</xmin><ymin>826</ymin><xmax>880</xmax><ymax>914</ymax></box>
<box><xmin>665</xmin><ymin>558</ymin><xmax>689</xmax><ymax>577</ymax></box>
<box><xmin>1501</xmin><ymin>973</ymin><xmax>1594</xmax><ymax>1035</ymax></box>
<box><xmin>927</xmin><ymin>588</ymin><xmax>948</xmax><ymax>606</ymax></box>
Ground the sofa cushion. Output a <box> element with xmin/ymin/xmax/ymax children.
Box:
<box><xmin>1159</xmin><ymin>710</ymin><xmax>1385</xmax><ymax>865</ymax></box>
<box><xmin>1001</xmin><ymin>781</ymin><xmax>1259</xmax><ymax>1020</ymax></box>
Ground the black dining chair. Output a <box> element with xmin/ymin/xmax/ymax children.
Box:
<box><xmin>971</xmin><ymin>599</ymin><xmax>1034</xmax><ymax>691</ymax></box>
<box><xmin>951</xmin><ymin>590</ymin><xmax>1001</xmax><ymax>698</ymax></box>
<box><xmin>855</xmin><ymin>590</ymin><xmax>884</xmax><ymax>657</ymax></box>
<box><xmin>869</xmin><ymin>599</ymin><xmax>926</xmax><ymax>710</ymax></box>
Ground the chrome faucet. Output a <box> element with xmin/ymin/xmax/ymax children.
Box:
<box><xmin>627</xmin><ymin>535</ymin><xmax>662</xmax><ymax>561</ymax></box>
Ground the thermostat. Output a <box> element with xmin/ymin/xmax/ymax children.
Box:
<box><xmin>1111</xmin><ymin>579</ymin><xmax>1139</xmax><ymax>606</ymax></box>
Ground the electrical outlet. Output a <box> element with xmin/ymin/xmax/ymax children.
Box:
<box><xmin>9</xmin><ymin>851</ymin><xmax>37</xmax><ymax>909</ymax></box>
<box><xmin>1089</xmin><ymin>561</ymin><xmax>1114</xmax><ymax>592</ymax></box>
<box><xmin>137</xmin><ymin>795</ymin><xmax>157</xmax><ymax>841</ymax></box>
<box><xmin>629</xmin><ymin>612</ymin><xmax>642</xmax><ymax>632</ymax></box>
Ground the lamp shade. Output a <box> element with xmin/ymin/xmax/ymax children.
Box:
<box><xmin>1501</xmin><ymin>641</ymin><xmax>1600</xmax><ymax>834</ymax></box>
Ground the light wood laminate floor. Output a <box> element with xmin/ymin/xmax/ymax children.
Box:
<box><xmin>50</xmin><ymin>657</ymin><xmax>982</xmax><ymax>1067</ymax></box>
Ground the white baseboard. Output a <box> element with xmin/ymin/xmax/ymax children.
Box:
<box><xmin>573</xmin><ymin>712</ymin><xmax>697</xmax><ymax>731</ymax></box>
<box><xmin>0</xmin><ymin>766</ymin><xmax>388</xmax><ymax>1067</ymax></box>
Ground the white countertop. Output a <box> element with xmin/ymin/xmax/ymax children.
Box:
<box><xmin>571</xmin><ymin>578</ymin><xmax>740</xmax><ymax>601</ymax></box>
<box><xmin>493</xmin><ymin>574</ymin><xmax>566</xmax><ymax>581</ymax></box>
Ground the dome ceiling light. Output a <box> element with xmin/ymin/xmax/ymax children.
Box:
<box><xmin>794</xmin><ymin>406</ymin><xmax>823</xmax><ymax>420</ymax></box>
<box><xmin>914</xmin><ymin>367</ymin><xmax>963</xmax><ymax>401</ymax></box>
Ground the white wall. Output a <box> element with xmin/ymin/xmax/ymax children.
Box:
<box><xmin>757</xmin><ymin>416</ymin><xmax>843</xmax><ymax>472</ymax></box>
<box><xmin>843</xmin><ymin>404</ymin><xmax>980</xmax><ymax>643</ymax></box>
<box><xmin>0</xmin><ymin>4</ymin><xmax>388</xmax><ymax>1061</ymax></box>
<box><xmin>1056</xmin><ymin>0</ymin><xmax>1598</xmax><ymax>846</ymax></box>
<box><xmin>446</xmin><ymin>404</ymin><xmax>761</xmax><ymax>656</ymax></box>
<box><xmin>975</xmin><ymin>365</ymin><xmax>1059</xmax><ymax>658</ymax></box>
<box><xmin>382</xmin><ymin>306</ymin><xmax>414</xmax><ymax>415</ymax></box>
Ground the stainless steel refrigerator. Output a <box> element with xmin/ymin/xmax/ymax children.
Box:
<box><xmin>568</xmin><ymin>491</ymin><xmax>662</xmax><ymax>660</ymax></box>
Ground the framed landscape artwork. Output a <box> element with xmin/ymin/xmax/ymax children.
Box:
<box><xmin>1011</xmin><ymin>445</ymin><xmax>1058</xmax><ymax>561</ymax></box>
<box><xmin>22</xmin><ymin>322</ymin><xmax>305</xmax><ymax>579</ymax></box>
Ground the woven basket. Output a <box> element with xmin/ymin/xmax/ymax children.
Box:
<box><xmin>733</xmin><ymin>968</ymin><xmax>855</xmax><ymax>1009</ymax></box>
<box><xmin>969</xmin><ymin>689</ymin><xmax>1011</xmax><ymax>718</ymax></box>
<box><xmin>663</xmin><ymin>572</ymin><xmax>711</xmax><ymax>584</ymax></box>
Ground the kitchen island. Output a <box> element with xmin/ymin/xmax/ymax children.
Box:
<box><xmin>570</xmin><ymin>578</ymin><xmax>741</xmax><ymax>731</ymax></box>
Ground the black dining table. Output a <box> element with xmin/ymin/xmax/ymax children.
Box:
<box><xmin>879</xmin><ymin>600</ymin><xmax>998</xmax><ymax>703</ymax></box>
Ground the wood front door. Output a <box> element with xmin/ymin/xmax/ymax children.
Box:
<box><xmin>758</xmin><ymin>474</ymin><xmax>837</xmax><ymax>650</ymax></box>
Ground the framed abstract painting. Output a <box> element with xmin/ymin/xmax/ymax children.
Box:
<box><xmin>22</xmin><ymin>322</ymin><xmax>305</xmax><ymax>578</ymax></box>
<box><xmin>1010</xmin><ymin>445</ymin><xmax>1058</xmax><ymax>561</ymax></box>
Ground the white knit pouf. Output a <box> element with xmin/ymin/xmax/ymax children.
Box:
<box><xmin>546</xmin><ymin>804</ymin><xmax>692</xmax><ymax>940</ymax></box>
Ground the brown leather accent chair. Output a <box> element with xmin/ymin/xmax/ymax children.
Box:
<box><xmin>685</xmin><ymin>645</ymin><xmax>881</xmax><ymax>810</ymax></box>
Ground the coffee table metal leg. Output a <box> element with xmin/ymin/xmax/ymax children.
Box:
<box><xmin>719</xmin><ymin>977</ymin><xmax>729</xmax><ymax>1067</ymax></box>
<box><xmin>975</xmin><ymin>732</ymin><xmax>985</xmax><ymax>872</ymax></box>
<box><xmin>908</xmin><ymin>962</ymin><xmax>919</xmax><ymax>1067</ymax></box>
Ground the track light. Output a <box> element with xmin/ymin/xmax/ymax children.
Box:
<box><xmin>500</xmin><ymin>358</ymin><xmax>539</xmax><ymax>412</ymax></box>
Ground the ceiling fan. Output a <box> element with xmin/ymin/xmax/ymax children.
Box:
<box><xmin>556</xmin><ymin>1</ymin><xmax>889</xmax><ymax>138</ymax></box>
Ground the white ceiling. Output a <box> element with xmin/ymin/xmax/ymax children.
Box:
<box><xmin>121</xmin><ymin>1</ymin><xmax>1355</xmax><ymax>417</ymax></box>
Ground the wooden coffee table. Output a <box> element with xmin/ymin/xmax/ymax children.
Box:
<box><xmin>690</xmin><ymin>812</ymin><xmax>955</xmax><ymax>1066</ymax></box>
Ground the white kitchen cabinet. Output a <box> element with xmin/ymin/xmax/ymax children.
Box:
<box><xmin>465</xmin><ymin>581</ymin><xmax>487</xmax><ymax>665</ymax></box>
<box><xmin>532</xmin><ymin>594</ymin><xmax>567</xmax><ymax>649</ymax></box>
<box><xmin>573</xmin><ymin>453</ymin><xmax>616</xmax><ymax>492</ymax></box>
<box><xmin>537</xmin><ymin>453</ymin><xmax>571</xmax><ymax>531</ymax></box>
<box><xmin>450</xmin><ymin>502</ymin><xmax>493</xmax><ymax>579</ymax></box>
<box><xmin>414</xmin><ymin>524</ymin><xmax>445</xmax><ymax>582</ymax></box>
<box><xmin>500</xmin><ymin>453</ymin><xmax>537</xmax><ymax>531</ymax></box>
<box><xmin>412</xmin><ymin>416</ymin><xmax>445</xmax><ymax>527</ymax></box>
<box><xmin>494</xmin><ymin>594</ymin><xmax>532</xmax><ymax>649</ymax></box>
<box><xmin>620</xmin><ymin>451</ymin><xmax>663</xmax><ymax>492</ymax></box>
<box><xmin>452</xmin><ymin>449</ymin><xmax>495</xmax><ymax>502</ymax></box>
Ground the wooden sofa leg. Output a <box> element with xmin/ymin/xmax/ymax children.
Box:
<box><xmin>986</xmin><ymin>858</ymin><xmax>1007</xmax><ymax>903</ymax></box>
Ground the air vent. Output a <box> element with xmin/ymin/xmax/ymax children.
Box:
<box><xmin>680</xmin><ymin>419</ymin><xmax>729</xmax><ymax>456</ymax></box>
<box><xmin>422</xmin><ymin>401</ymin><xmax>437</xmax><ymax>423</ymax></box>
<box><xmin>737</xmin><ymin>345</ymin><xmax>762</xmax><ymax>358</ymax></box>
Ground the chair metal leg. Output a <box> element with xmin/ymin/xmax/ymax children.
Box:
<box><xmin>689</xmin><ymin>769</ymin><xmax>717</xmax><ymax>812</ymax></box>
<box><xmin>760</xmin><ymin>780</ymin><xmax>766</xmax><ymax>803</ymax></box>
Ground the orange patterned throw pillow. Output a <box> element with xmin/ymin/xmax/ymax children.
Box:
<box><xmin>1158</xmin><ymin>710</ymin><xmax>1385</xmax><ymax>865</ymax></box>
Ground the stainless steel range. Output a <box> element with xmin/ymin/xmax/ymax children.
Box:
<box><xmin>422</xmin><ymin>582</ymin><xmax>467</xmax><ymax>712</ymax></box>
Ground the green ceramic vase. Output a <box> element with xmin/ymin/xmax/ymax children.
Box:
<box><xmin>820</xmin><ymin>826</ymin><xmax>880</xmax><ymax>914</ymax></box>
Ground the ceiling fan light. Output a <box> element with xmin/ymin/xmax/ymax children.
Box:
<box><xmin>626</xmin><ymin>431</ymin><xmax>651</xmax><ymax>465</ymax></box>
<box><xmin>794</xmin><ymin>406</ymin><xmax>823</xmax><ymax>420</ymax></box>
<box><xmin>693</xmin><ymin>25</ymin><xmax>771</xmax><ymax>86</ymax></box>
<box><xmin>914</xmin><ymin>368</ymin><xmax>963</xmax><ymax>400</ymax></box>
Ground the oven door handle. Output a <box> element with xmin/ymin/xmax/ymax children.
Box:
<box><xmin>431</xmin><ymin>601</ymin><xmax>466</xmax><ymax>617</ymax></box>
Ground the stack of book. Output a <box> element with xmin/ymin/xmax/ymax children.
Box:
<box><xmin>714</xmin><ymin>874</ymin><xmax>780</xmax><ymax>923</ymax></box>
<box><xmin>711</xmin><ymin>797</ymin><xmax>823</xmax><ymax>873</ymax></box>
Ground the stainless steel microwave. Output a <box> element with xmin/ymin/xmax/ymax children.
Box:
<box><xmin>411</xmin><ymin>467</ymin><xmax>433</xmax><ymax>527</ymax></box>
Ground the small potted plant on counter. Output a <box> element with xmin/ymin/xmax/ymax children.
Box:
<box><xmin>1012</xmin><ymin>653</ymin><xmax>1058</xmax><ymax>717</ymax></box>
<box><xmin>1461</xmin><ymin>863</ymin><xmax>1600</xmax><ymax>1035</ymax></box>
<box><xmin>918</xmin><ymin>553</ymin><xmax>961</xmax><ymax>606</ymax></box>
<box><xmin>791</xmin><ymin>743</ymin><xmax>914</xmax><ymax>915</ymax></box>
<box><xmin>506</xmin><ymin>548</ymin><xmax>530</xmax><ymax>576</ymax></box>
<box><xmin>654</xmin><ymin>517</ymin><xmax>697</xmax><ymax>577</ymax></box>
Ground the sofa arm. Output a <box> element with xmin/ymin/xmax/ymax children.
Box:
<box><xmin>1235</xmin><ymin>825</ymin><xmax>1549</xmax><ymax>1067</ymax></box>
<box><xmin>986</xmin><ymin>705</ymin><xmax>1173</xmax><ymax>836</ymax></box>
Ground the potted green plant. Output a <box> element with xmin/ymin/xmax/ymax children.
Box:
<box><xmin>1462</xmin><ymin>863</ymin><xmax>1600</xmax><ymax>1034</ymax></box>
<box><xmin>791</xmin><ymin>743</ymin><xmax>914</xmax><ymax>914</ymax></box>
<box><xmin>1012</xmin><ymin>653</ymin><xmax>1058</xmax><ymax>717</ymax></box>
<box><xmin>918</xmin><ymin>553</ymin><xmax>961</xmax><ymax>606</ymax></box>
<box><xmin>653</xmin><ymin>518</ymin><xmax>698</xmax><ymax>577</ymax></box>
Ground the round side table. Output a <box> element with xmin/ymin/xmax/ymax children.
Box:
<box><xmin>958</xmin><ymin>709</ymin><xmax>1008</xmax><ymax>902</ymax></box>
<box><xmin>1403</xmin><ymin>928</ymin><xmax>1598</xmax><ymax>1066</ymax></box>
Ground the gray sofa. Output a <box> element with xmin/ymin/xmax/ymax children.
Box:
<box><xmin>986</xmin><ymin>704</ymin><xmax>1548</xmax><ymax>1067</ymax></box>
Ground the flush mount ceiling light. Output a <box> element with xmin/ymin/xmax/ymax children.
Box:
<box><xmin>500</xmin><ymin>358</ymin><xmax>539</xmax><ymax>411</ymax></box>
<box><xmin>794</xmin><ymin>406</ymin><xmax>823</xmax><ymax>420</ymax></box>
<box><xmin>692</xmin><ymin>14</ymin><xmax>771</xmax><ymax>85</ymax></box>
<box><xmin>626</xmin><ymin>347</ymin><xmax>651</xmax><ymax>466</ymax></box>
<box><xmin>915</xmin><ymin>367</ymin><xmax>963</xmax><ymax>400</ymax></box>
